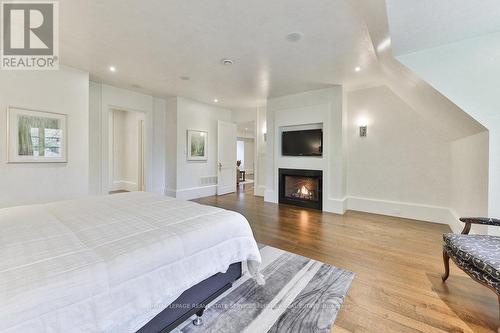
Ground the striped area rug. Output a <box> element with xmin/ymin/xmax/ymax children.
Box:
<box><xmin>176</xmin><ymin>244</ymin><xmax>354</xmax><ymax>333</ymax></box>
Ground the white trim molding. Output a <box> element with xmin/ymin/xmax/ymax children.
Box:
<box><xmin>264</xmin><ymin>189</ymin><xmax>276</xmax><ymax>203</ymax></box>
<box><xmin>255</xmin><ymin>185</ymin><xmax>266</xmax><ymax>197</ymax></box>
<box><xmin>324</xmin><ymin>197</ymin><xmax>347</xmax><ymax>214</ymax></box>
<box><xmin>112</xmin><ymin>180</ymin><xmax>139</xmax><ymax>192</ymax></box>
<box><xmin>346</xmin><ymin>196</ymin><xmax>451</xmax><ymax>225</ymax></box>
<box><xmin>172</xmin><ymin>185</ymin><xmax>217</xmax><ymax>200</ymax></box>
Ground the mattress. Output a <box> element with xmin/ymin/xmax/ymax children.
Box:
<box><xmin>0</xmin><ymin>192</ymin><xmax>262</xmax><ymax>333</ymax></box>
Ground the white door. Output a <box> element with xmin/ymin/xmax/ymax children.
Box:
<box><xmin>217</xmin><ymin>120</ymin><xmax>237</xmax><ymax>195</ymax></box>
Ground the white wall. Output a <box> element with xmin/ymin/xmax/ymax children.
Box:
<box><xmin>255</xmin><ymin>106</ymin><xmax>267</xmax><ymax>196</ymax></box>
<box><xmin>89</xmin><ymin>82</ymin><xmax>167</xmax><ymax>195</ymax></box>
<box><xmin>0</xmin><ymin>66</ymin><xmax>89</xmax><ymax>207</ymax></box>
<box><xmin>165</xmin><ymin>97</ymin><xmax>232</xmax><ymax>200</ymax></box>
<box><xmin>265</xmin><ymin>87</ymin><xmax>346</xmax><ymax>213</ymax></box>
<box><xmin>346</xmin><ymin>85</ymin><xmax>452</xmax><ymax>222</ymax></box>
<box><xmin>260</xmin><ymin>84</ymin><xmax>489</xmax><ymax>227</ymax></box>
<box><xmin>449</xmin><ymin>132</ymin><xmax>489</xmax><ymax>233</ymax></box>
<box><xmin>349</xmin><ymin>0</ymin><xmax>489</xmax><ymax>228</ymax></box>
<box><xmin>243</xmin><ymin>139</ymin><xmax>254</xmax><ymax>174</ymax></box>
<box><xmin>396</xmin><ymin>31</ymin><xmax>500</xmax><ymax>234</ymax></box>
<box><xmin>165</xmin><ymin>97</ymin><xmax>177</xmax><ymax>195</ymax></box>
<box><xmin>237</xmin><ymin>140</ymin><xmax>245</xmax><ymax>167</ymax></box>
<box><xmin>152</xmin><ymin>98</ymin><xmax>167</xmax><ymax>194</ymax></box>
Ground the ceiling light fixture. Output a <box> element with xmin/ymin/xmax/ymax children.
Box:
<box><xmin>286</xmin><ymin>32</ymin><xmax>304</xmax><ymax>42</ymax></box>
<box><xmin>355</xmin><ymin>66</ymin><xmax>361</xmax><ymax>72</ymax></box>
<box><xmin>213</xmin><ymin>99</ymin><xmax>219</xmax><ymax>103</ymax></box>
<box><xmin>221</xmin><ymin>59</ymin><xmax>233</xmax><ymax>66</ymax></box>
<box><xmin>180</xmin><ymin>76</ymin><xmax>190</xmax><ymax>81</ymax></box>
<box><xmin>109</xmin><ymin>66</ymin><xmax>116</xmax><ymax>72</ymax></box>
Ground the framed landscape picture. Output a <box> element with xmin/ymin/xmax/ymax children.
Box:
<box><xmin>7</xmin><ymin>107</ymin><xmax>67</xmax><ymax>163</ymax></box>
<box><xmin>187</xmin><ymin>129</ymin><xmax>208</xmax><ymax>161</ymax></box>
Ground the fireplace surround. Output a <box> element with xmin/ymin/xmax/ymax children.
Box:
<box><xmin>279</xmin><ymin>168</ymin><xmax>323</xmax><ymax>210</ymax></box>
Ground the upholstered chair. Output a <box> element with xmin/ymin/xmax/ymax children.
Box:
<box><xmin>442</xmin><ymin>217</ymin><xmax>500</xmax><ymax>332</ymax></box>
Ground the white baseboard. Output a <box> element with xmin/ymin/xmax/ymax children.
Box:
<box><xmin>346</xmin><ymin>196</ymin><xmax>450</xmax><ymax>225</ymax></box>
<box><xmin>165</xmin><ymin>188</ymin><xmax>176</xmax><ymax>197</ymax></box>
<box><xmin>254</xmin><ymin>185</ymin><xmax>266</xmax><ymax>197</ymax></box>
<box><xmin>171</xmin><ymin>185</ymin><xmax>217</xmax><ymax>200</ymax></box>
<box><xmin>264</xmin><ymin>189</ymin><xmax>277</xmax><ymax>203</ymax></box>
<box><xmin>112</xmin><ymin>180</ymin><xmax>138</xmax><ymax>192</ymax></box>
<box><xmin>324</xmin><ymin>197</ymin><xmax>347</xmax><ymax>214</ymax></box>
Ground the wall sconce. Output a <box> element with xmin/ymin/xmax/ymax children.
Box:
<box><xmin>357</xmin><ymin>117</ymin><xmax>368</xmax><ymax>137</ymax></box>
<box><xmin>263</xmin><ymin>123</ymin><xmax>267</xmax><ymax>142</ymax></box>
<box><xmin>359</xmin><ymin>125</ymin><xmax>367</xmax><ymax>137</ymax></box>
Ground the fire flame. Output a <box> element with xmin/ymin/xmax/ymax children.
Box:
<box><xmin>299</xmin><ymin>185</ymin><xmax>309</xmax><ymax>195</ymax></box>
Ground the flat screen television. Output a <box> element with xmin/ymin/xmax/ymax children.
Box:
<box><xmin>282</xmin><ymin>129</ymin><xmax>323</xmax><ymax>156</ymax></box>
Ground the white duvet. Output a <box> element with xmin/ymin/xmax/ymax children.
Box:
<box><xmin>0</xmin><ymin>192</ymin><xmax>262</xmax><ymax>333</ymax></box>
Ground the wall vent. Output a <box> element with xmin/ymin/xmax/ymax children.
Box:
<box><xmin>200</xmin><ymin>176</ymin><xmax>217</xmax><ymax>185</ymax></box>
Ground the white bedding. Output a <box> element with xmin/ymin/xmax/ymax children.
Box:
<box><xmin>0</xmin><ymin>192</ymin><xmax>262</xmax><ymax>333</ymax></box>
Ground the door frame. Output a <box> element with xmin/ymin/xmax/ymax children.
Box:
<box><xmin>101</xmin><ymin>105</ymin><xmax>153</xmax><ymax>194</ymax></box>
<box><xmin>138</xmin><ymin>119</ymin><xmax>145</xmax><ymax>191</ymax></box>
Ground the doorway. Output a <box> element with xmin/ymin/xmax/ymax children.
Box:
<box><xmin>109</xmin><ymin>109</ymin><xmax>145</xmax><ymax>193</ymax></box>
<box><xmin>236</xmin><ymin>121</ymin><xmax>255</xmax><ymax>188</ymax></box>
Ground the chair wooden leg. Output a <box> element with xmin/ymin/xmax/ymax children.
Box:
<box><xmin>497</xmin><ymin>295</ymin><xmax>500</xmax><ymax>333</ymax></box>
<box><xmin>442</xmin><ymin>249</ymin><xmax>450</xmax><ymax>282</ymax></box>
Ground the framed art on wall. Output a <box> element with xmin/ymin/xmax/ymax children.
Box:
<box><xmin>7</xmin><ymin>107</ymin><xmax>68</xmax><ymax>163</ymax></box>
<box><xmin>187</xmin><ymin>129</ymin><xmax>208</xmax><ymax>161</ymax></box>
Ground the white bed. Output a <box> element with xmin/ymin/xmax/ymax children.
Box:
<box><xmin>0</xmin><ymin>192</ymin><xmax>262</xmax><ymax>333</ymax></box>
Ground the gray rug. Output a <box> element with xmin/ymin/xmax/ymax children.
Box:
<box><xmin>175</xmin><ymin>244</ymin><xmax>354</xmax><ymax>333</ymax></box>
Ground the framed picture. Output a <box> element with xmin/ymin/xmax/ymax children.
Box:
<box><xmin>7</xmin><ymin>107</ymin><xmax>67</xmax><ymax>163</ymax></box>
<box><xmin>187</xmin><ymin>129</ymin><xmax>208</xmax><ymax>161</ymax></box>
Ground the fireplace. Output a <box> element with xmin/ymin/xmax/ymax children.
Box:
<box><xmin>279</xmin><ymin>168</ymin><xmax>323</xmax><ymax>210</ymax></box>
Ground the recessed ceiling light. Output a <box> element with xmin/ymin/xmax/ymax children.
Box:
<box><xmin>109</xmin><ymin>66</ymin><xmax>116</xmax><ymax>72</ymax></box>
<box><xmin>355</xmin><ymin>66</ymin><xmax>361</xmax><ymax>72</ymax></box>
<box><xmin>213</xmin><ymin>99</ymin><xmax>219</xmax><ymax>103</ymax></box>
<box><xmin>180</xmin><ymin>76</ymin><xmax>190</xmax><ymax>81</ymax></box>
<box><xmin>286</xmin><ymin>32</ymin><xmax>304</xmax><ymax>42</ymax></box>
<box><xmin>221</xmin><ymin>59</ymin><xmax>233</xmax><ymax>66</ymax></box>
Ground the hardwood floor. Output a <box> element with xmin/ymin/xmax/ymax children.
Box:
<box><xmin>194</xmin><ymin>184</ymin><xmax>498</xmax><ymax>332</ymax></box>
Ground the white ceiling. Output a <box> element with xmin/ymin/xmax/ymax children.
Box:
<box><xmin>387</xmin><ymin>0</ymin><xmax>500</xmax><ymax>56</ymax></box>
<box><xmin>59</xmin><ymin>0</ymin><xmax>381</xmax><ymax>108</ymax></box>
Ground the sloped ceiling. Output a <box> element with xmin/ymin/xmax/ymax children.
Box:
<box><xmin>349</xmin><ymin>0</ymin><xmax>486</xmax><ymax>141</ymax></box>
